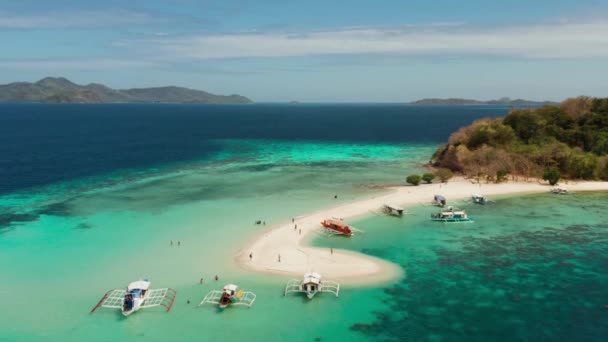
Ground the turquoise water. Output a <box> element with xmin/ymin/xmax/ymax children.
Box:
<box><xmin>0</xmin><ymin>140</ymin><xmax>434</xmax><ymax>341</ymax></box>
<box><xmin>315</xmin><ymin>193</ymin><xmax>608</xmax><ymax>341</ymax></box>
<box><xmin>2</xmin><ymin>138</ymin><xmax>607</xmax><ymax>341</ymax></box>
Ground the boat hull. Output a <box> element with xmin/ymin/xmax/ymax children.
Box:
<box><xmin>431</xmin><ymin>218</ymin><xmax>473</xmax><ymax>223</ymax></box>
<box><xmin>121</xmin><ymin>298</ymin><xmax>143</xmax><ymax>316</ymax></box>
<box><xmin>306</xmin><ymin>291</ymin><xmax>317</xmax><ymax>299</ymax></box>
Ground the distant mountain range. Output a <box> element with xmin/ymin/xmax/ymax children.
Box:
<box><xmin>0</xmin><ymin>77</ymin><xmax>253</xmax><ymax>104</ymax></box>
<box><xmin>410</xmin><ymin>97</ymin><xmax>558</xmax><ymax>106</ymax></box>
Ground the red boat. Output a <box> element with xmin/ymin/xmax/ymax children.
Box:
<box><xmin>320</xmin><ymin>219</ymin><xmax>353</xmax><ymax>236</ymax></box>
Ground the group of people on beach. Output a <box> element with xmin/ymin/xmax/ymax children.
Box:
<box><xmin>291</xmin><ymin>218</ymin><xmax>302</xmax><ymax>235</ymax></box>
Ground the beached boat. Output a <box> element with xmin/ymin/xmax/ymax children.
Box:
<box><xmin>433</xmin><ymin>194</ymin><xmax>447</xmax><ymax>207</ymax></box>
<box><xmin>320</xmin><ymin>218</ymin><xmax>353</xmax><ymax>236</ymax></box>
<box><xmin>431</xmin><ymin>208</ymin><xmax>473</xmax><ymax>222</ymax></box>
<box><xmin>91</xmin><ymin>279</ymin><xmax>176</xmax><ymax>316</ymax></box>
<box><xmin>382</xmin><ymin>204</ymin><xmax>405</xmax><ymax>217</ymax></box>
<box><xmin>471</xmin><ymin>193</ymin><xmax>488</xmax><ymax>205</ymax></box>
<box><xmin>284</xmin><ymin>272</ymin><xmax>340</xmax><ymax>299</ymax></box>
<box><xmin>199</xmin><ymin>284</ymin><xmax>256</xmax><ymax>309</ymax></box>
<box><xmin>551</xmin><ymin>188</ymin><xmax>568</xmax><ymax>195</ymax></box>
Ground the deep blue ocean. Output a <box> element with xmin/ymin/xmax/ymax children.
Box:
<box><xmin>3</xmin><ymin>103</ymin><xmax>608</xmax><ymax>342</ymax></box>
<box><xmin>0</xmin><ymin>103</ymin><xmax>509</xmax><ymax>194</ymax></box>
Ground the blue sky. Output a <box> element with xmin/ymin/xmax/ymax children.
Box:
<box><xmin>1</xmin><ymin>0</ymin><xmax>608</xmax><ymax>102</ymax></box>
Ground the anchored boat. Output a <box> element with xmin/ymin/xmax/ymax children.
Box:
<box><xmin>551</xmin><ymin>187</ymin><xmax>568</xmax><ymax>195</ymax></box>
<box><xmin>433</xmin><ymin>194</ymin><xmax>447</xmax><ymax>207</ymax></box>
<box><xmin>284</xmin><ymin>272</ymin><xmax>340</xmax><ymax>299</ymax></box>
<box><xmin>471</xmin><ymin>193</ymin><xmax>488</xmax><ymax>205</ymax></box>
<box><xmin>431</xmin><ymin>208</ymin><xmax>473</xmax><ymax>222</ymax></box>
<box><xmin>91</xmin><ymin>279</ymin><xmax>176</xmax><ymax>316</ymax></box>
<box><xmin>382</xmin><ymin>204</ymin><xmax>405</xmax><ymax>217</ymax></box>
<box><xmin>320</xmin><ymin>218</ymin><xmax>353</xmax><ymax>236</ymax></box>
<box><xmin>199</xmin><ymin>284</ymin><xmax>256</xmax><ymax>309</ymax></box>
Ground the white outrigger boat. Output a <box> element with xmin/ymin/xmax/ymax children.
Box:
<box><xmin>199</xmin><ymin>284</ymin><xmax>256</xmax><ymax>309</ymax></box>
<box><xmin>91</xmin><ymin>280</ymin><xmax>176</xmax><ymax>316</ymax></box>
<box><xmin>471</xmin><ymin>193</ymin><xmax>488</xmax><ymax>205</ymax></box>
<box><xmin>284</xmin><ymin>272</ymin><xmax>340</xmax><ymax>299</ymax></box>
<box><xmin>551</xmin><ymin>187</ymin><xmax>568</xmax><ymax>195</ymax></box>
<box><xmin>382</xmin><ymin>204</ymin><xmax>405</xmax><ymax>217</ymax></box>
<box><xmin>431</xmin><ymin>207</ymin><xmax>473</xmax><ymax>223</ymax></box>
<box><xmin>432</xmin><ymin>194</ymin><xmax>447</xmax><ymax>207</ymax></box>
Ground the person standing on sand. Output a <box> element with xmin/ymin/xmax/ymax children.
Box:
<box><xmin>249</xmin><ymin>252</ymin><xmax>253</xmax><ymax>260</ymax></box>
<box><xmin>278</xmin><ymin>254</ymin><xmax>281</xmax><ymax>262</ymax></box>
<box><xmin>292</xmin><ymin>218</ymin><xmax>294</xmax><ymax>223</ymax></box>
<box><xmin>294</xmin><ymin>224</ymin><xmax>297</xmax><ymax>230</ymax></box>
<box><xmin>299</xmin><ymin>229</ymin><xmax>301</xmax><ymax>235</ymax></box>
<box><xmin>330</xmin><ymin>247</ymin><xmax>333</xmax><ymax>255</ymax></box>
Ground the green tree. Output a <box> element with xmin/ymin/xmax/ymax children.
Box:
<box><xmin>422</xmin><ymin>173</ymin><xmax>435</xmax><ymax>184</ymax></box>
<box><xmin>543</xmin><ymin>168</ymin><xmax>561</xmax><ymax>185</ymax></box>
<box><xmin>592</xmin><ymin>132</ymin><xmax>608</xmax><ymax>155</ymax></box>
<box><xmin>406</xmin><ymin>174</ymin><xmax>422</xmax><ymax>186</ymax></box>
<box><xmin>503</xmin><ymin>110</ymin><xmax>541</xmax><ymax>143</ymax></box>
<box><xmin>496</xmin><ymin>169</ymin><xmax>509</xmax><ymax>183</ymax></box>
<box><xmin>567</xmin><ymin>152</ymin><xmax>598</xmax><ymax>179</ymax></box>
<box><xmin>435</xmin><ymin>168</ymin><xmax>454</xmax><ymax>183</ymax></box>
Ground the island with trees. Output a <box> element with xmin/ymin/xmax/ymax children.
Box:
<box><xmin>431</xmin><ymin>96</ymin><xmax>608</xmax><ymax>183</ymax></box>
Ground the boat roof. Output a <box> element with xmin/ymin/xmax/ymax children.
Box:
<box><xmin>384</xmin><ymin>204</ymin><xmax>404</xmax><ymax>211</ymax></box>
<box><xmin>324</xmin><ymin>218</ymin><xmax>347</xmax><ymax>226</ymax></box>
<box><xmin>224</xmin><ymin>284</ymin><xmax>238</xmax><ymax>291</ymax></box>
<box><xmin>127</xmin><ymin>280</ymin><xmax>150</xmax><ymax>291</ymax></box>
<box><xmin>303</xmin><ymin>272</ymin><xmax>322</xmax><ymax>284</ymax></box>
<box><xmin>434</xmin><ymin>194</ymin><xmax>446</xmax><ymax>201</ymax></box>
<box><xmin>472</xmin><ymin>193</ymin><xmax>484</xmax><ymax>198</ymax></box>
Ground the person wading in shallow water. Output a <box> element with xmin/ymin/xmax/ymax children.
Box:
<box><xmin>215</xmin><ymin>275</ymin><xmax>218</xmax><ymax>281</ymax></box>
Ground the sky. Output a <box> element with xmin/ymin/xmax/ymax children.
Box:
<box><xmin>1</xmin><ymin>0</ymin><xmax>608</xmax><ymax>102</ymax></box>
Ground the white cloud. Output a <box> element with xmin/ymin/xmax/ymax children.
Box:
<box><xmin>0</xmin><ymin>58</ymin><xmax>158</xmax><ymax>70</ymax></box>
<box><xmin>0</xmin><ymin>10</ymin><xmax>157</xmax><ymax>29</ymax></box>
<box><xmin>136</xmin><ymin>20</ymin><xmax>608</xmax><ymax>60</ymax></box>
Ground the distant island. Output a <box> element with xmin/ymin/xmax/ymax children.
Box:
<box><xmin>432</xmin><ymin>96</ymin><xmax>608</xmax><ymax>183</ymax></box>
<box><xmin>411</xmin><ymin>97</ymin><xmax>558</xmax><ymax>106</ymax></box>
<box><xmin>0</xmin><ymin>77</ymin><xmax>253</xmax><ymax>104</ymax></box>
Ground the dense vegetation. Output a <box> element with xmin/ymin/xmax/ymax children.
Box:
<box><xmin>432</xmin><ymin>97</ymin><xmax>608</xmax><ymax>182</ymax></box>
<box><xmin>406</xmin><ymin>174</ymin><xmax>422</xmax><ymax>186</ymax></box>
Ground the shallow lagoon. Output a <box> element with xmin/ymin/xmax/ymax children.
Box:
<box><xmin>2</xmin><ymin>104</ymin><xmax>606</xmax><ymax>341</ymax></box>
<box><xmin>0</xmin><ymin>140</ymin><xmax>433</xmax><ymax>341</ymax></box>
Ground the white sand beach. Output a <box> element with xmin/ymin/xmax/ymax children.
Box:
<box><xmin>236</xmin><ymin>178</ymin><xmax>608</xmax><ymax>285</ymax></box>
